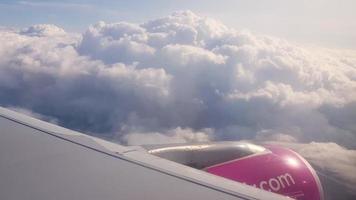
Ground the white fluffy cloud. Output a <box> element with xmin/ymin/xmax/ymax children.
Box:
<box><xmin>122</xmin><ymin>127</ymin><xmax>213</xmax><ymax>145</ymax></box>
<box><xmin>0</xmin><ymin>10</ymin><xmax>355</xmax><ymax>149</ymax></box>
<box><xmin>19</xmin><ymin>24</ymin><xmax>67</xmax><ymax>37</ymax></box>
<box><xmin>0</xmin><ymin>24</ymin><xmax>170</xmax><ymax>133</ymax></box>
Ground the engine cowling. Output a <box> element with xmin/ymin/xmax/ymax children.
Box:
<box><xmin>146</xmin><ymin>142</ymin><xmax>324</xmax><ymax>200</ymax></box>
<box><xmin>205</xmin><ymin>145</ymin><xmax>324</xmax><ymax>200</ymax></box>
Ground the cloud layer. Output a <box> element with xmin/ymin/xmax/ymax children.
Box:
<box><xmin>0</xmin><ymin>11</ymin><xmax>356</xmax><ymax>147</ymax></box>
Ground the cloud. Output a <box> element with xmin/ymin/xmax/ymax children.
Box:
<box><xmin>6</xmin><ymin>106</ymin><xmax>59</xmax><ymax>124</ymax></box>
<box><xmin>0</xmin><ymin>25</ymin><xmax>170</xmax><ymax>133</ymax></box>
<box><xmin>122</xmin><ymin>127</ymin><xmax>213</xmax><ymax>145</ymax></box>
<box><xmin>20</xmin><ymin>24</ymin><xmax>67</xmax><ymax>37</ymax></box>
<box><xmin>78</xmin><ymin>21</ymin><xmax>155</xmax><ymax>64</ymax></box>
<box><xmin>0</xmin><ymin>10</ymin><xmax>355</xmax><ymax>149</ymax></box>
<box><xmin>297</xmin><ymin>143</ymin><xmax>356</xmax><ymax>191</ymax></box>
<box><xmin>255</xmin><ymin>130</ymin><xmax>298</xmax><ymax>143</ymax></box>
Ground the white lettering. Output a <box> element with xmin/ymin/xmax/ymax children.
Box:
<box><xmin>251</xmin><ymin>173</ymin><xmax>296</xmax><ymax>192</ymax></box>
<box><xmin>259</xmin><ymin>181</ymin><xmax>269</xmax><ymax>191</ymax></box>
<box><xmin>269</xmin><ymin>178</ymin><xmax>280</xmax><ymax>191</ymax></box>
<box><xmin>277</xmin><ymin>173</ymin><xmax>295</xmax><ymax>188</ymax></box>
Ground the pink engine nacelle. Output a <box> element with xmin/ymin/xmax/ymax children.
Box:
<box><xmin>147</xmin><ymin>142</ymin><xmax>324</xmax><ymax>200</ymax></box>
<box><xmin>205</xmin><ymin>145</ymin><xmax>324</xmax><ymax>200</ymax></box>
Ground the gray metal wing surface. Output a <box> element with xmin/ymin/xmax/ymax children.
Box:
<box><xmin>0</xmin><ymin>106</ymin><xmax>289</xmax><ymax>200</ymax></box>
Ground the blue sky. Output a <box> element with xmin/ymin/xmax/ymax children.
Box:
<box><xmin>1</xmin><ymin>0</ymin><xmax>356</xmax><ymax>49</ymax></box>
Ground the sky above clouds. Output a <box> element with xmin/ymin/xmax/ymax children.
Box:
<box><xmin>1</xmin><ymin>2</ymin><xmax>356</xmax><ymax>199</ymax></box>
<box><xmin>1</xmin><ymin>0</ymin><xmax>356</xmax><ymax>49</ymax></box>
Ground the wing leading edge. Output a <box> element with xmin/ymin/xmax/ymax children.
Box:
<box><xmin>0</xmin><ymin>107</ymin><xmax>288</xmax><ymax>200</ymax></box>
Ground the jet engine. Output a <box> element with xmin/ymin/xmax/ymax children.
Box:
<box><xmin>146</xmin><ymin>142</ymin><xmax>324</xmax><ymax>200</ymax></box>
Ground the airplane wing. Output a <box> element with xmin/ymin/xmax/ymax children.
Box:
<box><xmin>0</xmin><ymin>106</ymin><xmax>289</xmax><ymax>200</ymax></box>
